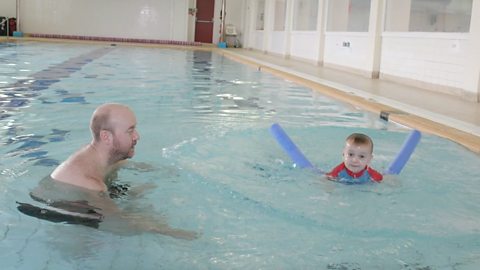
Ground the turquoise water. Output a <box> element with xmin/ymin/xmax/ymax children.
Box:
<box><xmin>1</xmin><ymin>41</ymin><xmax>479</xmax><ymax>269</ymax></box>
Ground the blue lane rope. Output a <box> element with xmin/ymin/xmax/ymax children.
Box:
<box><xmin>270</xmin><ymin>123</ymin><xmax>420</xmax><ymax>175</ymax></box>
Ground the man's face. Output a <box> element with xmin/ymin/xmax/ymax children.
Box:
<box><xmin>109</xmin><ymin>109</ymin><xmax>139</xmax><ymax>162</ymax></box>
<box><xmin>342</xmin><ymin>141</ymin><xmax>372</xmax><ymax>173</ymax></box>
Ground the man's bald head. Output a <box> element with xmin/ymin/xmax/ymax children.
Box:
<box><xmin>90</xmin><ymin>103</ymin><xmax>134</xmax><ymax>141</ymax></box>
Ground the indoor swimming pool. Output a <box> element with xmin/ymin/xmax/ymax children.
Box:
<box><xmin>1</xmin><ymin>41</ymin><xmax>480</xmax><ymax>269</ymax></box>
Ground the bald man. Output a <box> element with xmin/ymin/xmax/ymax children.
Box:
<box><xmin>51</xmin><ymin>103</ymin><xmax>140</xmax><ymax>191</ymax></box>
<box><xmin>25</xmin><ymin>103</ymin><xmax>199</xmax><ymax>240</ymax></box>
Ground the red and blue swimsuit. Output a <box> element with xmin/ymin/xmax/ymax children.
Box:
<box><xmin>326</xmin><ymin>163</ymin><xmax>383</xmax><ymax>184</ymax></box>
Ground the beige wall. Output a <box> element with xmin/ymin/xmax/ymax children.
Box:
<box><xmin>0</xmin><ymin>0</ymin><xmax>17</xmax><ymax>18</ymax></box>
<box><xmin>18</xmin><ymin>0</ymin><xmax>186</xmax><ymax>41</ymax></box>
<box><xmin>8</xmin><ymin>0</ymin><xmax>246</xmax><ymax>44</ymax></box>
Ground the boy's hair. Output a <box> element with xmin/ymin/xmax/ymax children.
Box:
<box><xmin>346</xmin><ymin>133</ymin><xmax>374</xmax><ymax>153</ymax></box>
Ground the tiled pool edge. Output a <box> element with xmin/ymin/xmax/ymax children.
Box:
<box><xmin>26</xmin><ymin>33</ymin><xmax>205</xmax><ymax>46</ymax></box>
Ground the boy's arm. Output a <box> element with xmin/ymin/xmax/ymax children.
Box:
<box><xmin>325</xmin><ymin>163</ymin><xmax>345</xmax><ymax>180</ymax></box>
<box><xmin>367</xmin><ymin>167</ymin><xmax>383</xmax><ymax>182</ymax></box>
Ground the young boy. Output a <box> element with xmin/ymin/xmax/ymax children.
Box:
<box><xmin>326</xmin><ymin>133</ymin><xmax>383</xmax><ymax>184</ymax></box>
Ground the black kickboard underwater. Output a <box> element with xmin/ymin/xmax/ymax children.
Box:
<box><xmin>16</xmin><ymin>193</ymin><xmax>104</xmax><ymax>229</ymax></box>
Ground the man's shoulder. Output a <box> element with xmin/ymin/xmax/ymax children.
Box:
<box><xmin>51</xmin><ymin>161</ymin><xmax>106</xmax><ymax>192</ymax></box>
<box><xmin>51</xmin><ymin>172</ymin><xmax>107</xmax><ymax>192</ymax></box>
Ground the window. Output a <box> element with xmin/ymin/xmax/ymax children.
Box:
<box><xmin>256</xmin><ymin>0</ymin><xmax>265</xmax><ymax>30</ymax></box>
<box><xmin>326</xmin><ymin>0</ymin><xmax>371</xmax><ymax>32</ymax></box>
<box><xmin>293</xmin><ymin>0</ymin><xmax>319</xmax><ymax>31</ymax></box>
<box><xmin>384</xmin><ymin>0</ymin><xmax>473</xmax><ymax>32</ymax></box>
<box><xmin>274</xmin><ymin>0</ymin><xmax>287</xmax><ymax>31</ymax></box>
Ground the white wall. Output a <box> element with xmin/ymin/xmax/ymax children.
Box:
<box><xmin>466</xmin><ymin>0</ymin><xmax>480</xmax><ymax>102</ymax></box>
<box><xmin>211</xmin><ymin>0</ymin><xmax>246</xmax><ymax>45</ymax></box>
<box><xmin>323</xmin><ymin>33</ymin><xmax>372</xmax><ymax>74</ymax></box>
<box><xmin>224</xmin><ymin>0</ymin><xmax>246</xmax><ymax>44</ymax></box>
<box><xmin>2</xmin><ymin>0</ymin><xmax>248</xmax><ymax>44</ymax></box>
<box><xmin>253</xmin><ymin>30</ymin><xmax>264</xmax><ymax>50</ymax></box>
<box><xmin>269</xmin><ymin>31</ymin><xmax>286</xmax><ymax>55</ymax></box>
<box><xmin>13</xmin><ymin>0</ymin><xmax>246</xmax><ymax>44</ymax></box>
<box><xmin>290</xmin><ymin>31</ymin><xmax>319</xmax><ymax>62</ymax></box>
<box><xmin>380</xmin><ymin>33</ymin><xmax>474</xmax><ymax>98</ymax></box>
<box><xmin>241</xmin><ymin>0</ymin><xmax>480</xmax><ymax>102</ymax></box>
<box><xmin>18</xmin><ymin>0</ymin><xmax>188</xmax><ymax>41</ymax></box>
<box><xmin>173</xmin><ymin>0</ymin><xmax>189</xmax><ymax>41</ymax></box>
<box><xmin>187</xmin><ymin>0</ymin><xmax>196</xmax><ymax>41</ymax></box>
<box><xmin>0</xmin><ymin>0</ymin><xmax>16</xmax><ymax>18</ymax></box>
<box><xmin>323</xmin><ymin>0</ymin><xmax>383</xmax><ymax>77</ymax></box>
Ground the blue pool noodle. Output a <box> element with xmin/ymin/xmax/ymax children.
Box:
<box><xmin>384</xmin><ymin>129</ymin><xmax>421</xmax><ymax>175</ymax></box>
<box><xmin>271</xmin><ymin>123</ymin><xmax>421</xmax><ymax>176</ymax></box>
<box><xmin>270</xmin><ymin>123</ymin><xmax>314</xmax><ymax>169</ymax></box>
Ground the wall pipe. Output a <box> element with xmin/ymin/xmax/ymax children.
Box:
<box><xmin>219</xmin><ymin>0</ymin><xmax>226</xmax><ymax>43</ymax></box>
<box><xmin>16</xmin><ymin>0</ymin><xmax>20</xmax><ymax>32</ymax></box>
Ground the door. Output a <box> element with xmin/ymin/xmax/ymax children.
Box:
<box><xmin>195</xmin><ymin>0</ymin><xmax>215</xmax><ymax>43</ymax></box>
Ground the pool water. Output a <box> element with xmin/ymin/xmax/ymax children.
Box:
<box><xmin>1</xmin><ymin>41</ymin><xmax>480</xmax><ymax>269</ymax></box>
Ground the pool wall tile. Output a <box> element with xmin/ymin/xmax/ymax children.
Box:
<box><xmin>26</xmin><ymin>33</ymin><xmax>204</xmax><ymax>47</ymax></box>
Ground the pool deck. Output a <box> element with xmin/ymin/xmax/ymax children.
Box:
<box><xmin>217</xmin><ymin>48</ymin><xmax>480</xmax><ymax>154</ymax></box>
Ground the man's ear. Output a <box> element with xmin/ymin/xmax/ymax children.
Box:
<box><xmin>99</xmin><ymin>129</ymin><xmax>113</xmax><ymax>143</ymax></box>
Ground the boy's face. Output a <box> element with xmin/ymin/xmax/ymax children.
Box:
<box><xmin>342</xmin><ymin>141</ymin><xmax>373</xmax><ymax>173</ymax></box>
